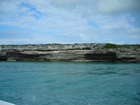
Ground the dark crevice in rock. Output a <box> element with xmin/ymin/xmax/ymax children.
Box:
<box><xmin>85</xmin><ymin>53</ymin><xmax>117</xmax><ymax>61</ymax></box>
<box><xmin>7</xmin><ymin>52</ymin><xmax>46</xmax><ymax>61</ymax></box>
<box><xmin>117</xmin><ymin>57</ymin><xmax>136</xmax><ymax>62</ymax></box>
<box><xmin>0</xmin><ymin>56</ymin><xmax>7</xmax><ymax>61</ymax></box>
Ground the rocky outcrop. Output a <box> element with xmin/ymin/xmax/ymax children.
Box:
<box><xmin>0</xmin><ymin>43</ymin><xmax>140</xmax><ymax>62</ymax></box>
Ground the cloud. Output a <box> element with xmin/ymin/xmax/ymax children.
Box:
<box><xmin>50</xmin><ymin>0</ymin><xmax>81</xmax><ymax>8</ymax></box>
<box><xmin>98</xmin><ymin>0</ymin><xmax>140</xmax><ymax>14</ymax></box>
<box><xmin>78</xmin><ymin>34</ymin><xmax>89</xmax><ymax>41</ymax></box>
<box><xmin>0</xmin><ymin>28</ymin><xmax>59</xmax><ymax>44</ymax></box>
<box><xmin>0</xmin><ymin>0</ymin><xmax>140</xmax><ymax>44</ymax></box>
<box><xmin>0</xmin><ymin>0</ymin><xmax>18</xmax><ymax>12</ymax></box>
<box><xmin>50</xmin><ymin>0</ymin><xmax>140</xmax><ymax>14</ymax></box>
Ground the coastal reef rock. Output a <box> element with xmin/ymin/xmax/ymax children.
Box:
<box><xmin>0</xmin><ymin>43</ymin><xmax>140</xmax><ymax>62</ymax></box>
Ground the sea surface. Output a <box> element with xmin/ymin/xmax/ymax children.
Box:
<box><xmin>0</xmin><ymin>61</ymin><xmax>140</xmax><ymax>105</ymax></box>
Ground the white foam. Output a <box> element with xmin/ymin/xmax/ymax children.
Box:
<box><xmin>0</xmin><ymin>100</ymin><xmax>15</xmax><ymax>105</ymax></box>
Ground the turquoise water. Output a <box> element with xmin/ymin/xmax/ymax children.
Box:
<box><xmin>0</xmin><ymin>62</ymin><xmax>140</xmax><ymax>105</ymax></box>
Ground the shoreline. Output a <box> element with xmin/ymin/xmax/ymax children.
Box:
<box><xmin>0</xmin><ymin>43</ymin><xmax>140</xmax><ymax>62</ymax></box>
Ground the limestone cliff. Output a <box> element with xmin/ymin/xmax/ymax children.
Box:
<box><xmin>0</xmin><ymin>43</ymin><xmax>140</xmax><ymax>62</ymax></box>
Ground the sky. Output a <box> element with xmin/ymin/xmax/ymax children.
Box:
<box><xmin>0</xmin><ymin>0</ymin><xmax>140</xmax><ymax>44</ymax></box>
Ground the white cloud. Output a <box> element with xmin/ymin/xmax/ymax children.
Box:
<box><xmin>0</xmin><ymin>0</ymin><xmax>18</xmax><ymax>13</ymax></box>
<box><xmin>98</xmin><ymin>0</ymin><xmax>140</xmax><ymax>14</ymax></box>
<box><xmin>50</xmin><ymin>0</ymin><xmax>140</xmax><ymax>14</ymax></box>
<box><xmin>0</xmin><ymin>0</ymin><xmax>140</xmax><ymax>44</ymax></box>
<box><xmin>78</xmin><ymin>34</ymin><xmax>89</xmax><ymax>41</ymax></box>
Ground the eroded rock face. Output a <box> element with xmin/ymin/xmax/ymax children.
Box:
<box><xmin>0</xmin><ymin>43</ymin><xmax>140</xmax><ymax>62</ymax></box>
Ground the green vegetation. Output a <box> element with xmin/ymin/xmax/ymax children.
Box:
<box><xmin>103</xmin><ymin>43</ymin><xmax>119</xmax><ymax>48</ymax></box>
<box><xmin>1</xmin><ymin>45</ymin><xmax>4</xmax><ymax>48</ymax></box>
<box><xmin>103</xmin><ymin>43</ymin><xmax>140</xmax><ymax>49</ymax></box>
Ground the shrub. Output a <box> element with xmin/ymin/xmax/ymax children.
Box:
<box><xmin>103</xmin><ymin>43</ymin><xmax>119</xmax><ymax>48</ymax></box>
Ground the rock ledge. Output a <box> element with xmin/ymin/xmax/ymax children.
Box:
<box><xmin>0</xmin><ymin>43</ymin><xmax>140</xmax><ymax>62</ymax></box>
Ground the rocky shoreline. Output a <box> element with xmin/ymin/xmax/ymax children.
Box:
<box><xmin>0</xmin><ymin>43</ymin><xmax>140</xmax><ymax>62</ymax></box>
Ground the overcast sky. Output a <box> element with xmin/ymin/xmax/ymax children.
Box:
<box><xmin>0</xmin><ymin>0</ymin><xmax>140</xmax><ymax>44</ymax></box>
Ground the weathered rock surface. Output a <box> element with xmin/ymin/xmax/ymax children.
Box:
<box><xmin>0</xmin><ymin>43</ymin><xmax>140</xmax><ymax>62</ymax></box>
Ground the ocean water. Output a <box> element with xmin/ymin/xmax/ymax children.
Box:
<box><xmin>0</xmin><ymin>62</ymin><xmax>140</xmax><ymax>105</ymax></box>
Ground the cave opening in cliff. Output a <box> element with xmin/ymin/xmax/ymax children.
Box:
<box><xmin>85</xmin><ymin>53</ymin><xmax>117</xmax><ymax>61</ymax></box>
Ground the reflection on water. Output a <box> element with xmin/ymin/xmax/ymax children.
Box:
<box><xmin>0</xmin><ymin>62</ymin><xmax>140</xmax><ymax>105</ymax></box>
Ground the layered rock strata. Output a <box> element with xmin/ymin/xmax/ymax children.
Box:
<box><xmin>0</xmin><ymin>43</ymin><xmax>140</xmax><ymax>62</ymax></box>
